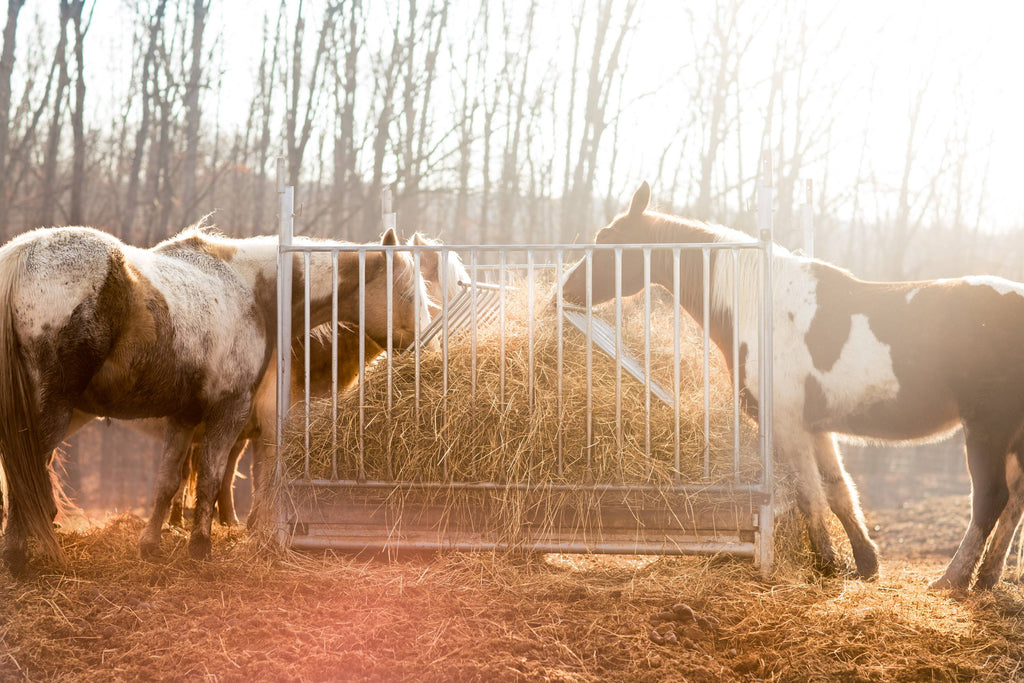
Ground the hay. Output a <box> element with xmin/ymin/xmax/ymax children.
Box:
<box><xmin>287</xmin><ymin>283</ymin><xmax>758</xmax><ymax>486</ymax></box>
<box><xmin>2</xmin><ymin>505</ymin><xmax>1023</xmax><ymax>682</ymax></box>
<box><xmin>278</xmin><ymin>282</ymin><xmax>776</xmax><ymax>554</ymax></box>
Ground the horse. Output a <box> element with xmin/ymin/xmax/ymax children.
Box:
<box><xmin>561</xmin><ymin>181</ymin><xmax>1024</xmax><ymax>590</ymax></box>
<box><xmin>241</xmin><ymin>232</ymin><xmax>468</xmax><ymax>528</ymax></box>
<box><xmin>0</xmin><ymin>224</ymin><xmax>429</xmax><ymax>574</ymax></box>
<box><xmin>119</xmin><ymin>232</ymin><xmax>466</xmax><ymax>530</ymax></box>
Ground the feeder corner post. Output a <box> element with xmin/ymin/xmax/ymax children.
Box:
<box><xmin>757</xmin><ymin>148</ymin><xmax>776</xmax><ymax>577</ymax></box>
<box><xmin>275</xmin><ymin>157</ymin><xmax>296</xmax><ymax>542</ymax></box>
<box><xmin>801</xmin><ymin>178</ymin><xmax>814</xmax><ymax>258</ymax></box>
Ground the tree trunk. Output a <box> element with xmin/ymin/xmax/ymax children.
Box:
<box><xmin>182</xmin><ymin>0</ymin><xmax>209</xmax><ymax>225</ymax></box>
<box><xmin>38</xmin><ymin>0</ymin><xmax>72</xmax><ymax>229</ymax></box>
<box><xmin>68</xmin><ymin>0</ymin><xmax>87</xmax><ymax>226</ymax></box>
<box><xmin>0</xmin><ymin>0</ymin><xmax>25</xmax><ymax>230</ymax></box>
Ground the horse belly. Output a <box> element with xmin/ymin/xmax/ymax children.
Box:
<box><xmin>78</xmin><ymin>356</ymin><xmax>202</xmax><ymax>422</ymax></box>
<box><xmin>809</xmin><ymin>374</ymin><xmax>961</xmax><ymax>442</ymax></box>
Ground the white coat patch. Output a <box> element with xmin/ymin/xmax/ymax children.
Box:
<box><xmin>961</xmin><ymin>275</ymin><xmax>1024</xmax><ymax>296</ymax></box>
<box><xmin>817</xmin><ymin>314</ymin><xmax>900</xmax><ymax>412</ymax></box>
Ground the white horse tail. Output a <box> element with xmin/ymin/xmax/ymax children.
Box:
<box><xmin>0</xmin><ymin>242</ymin><xmax>67</xmax><ymax>568</ymax></box>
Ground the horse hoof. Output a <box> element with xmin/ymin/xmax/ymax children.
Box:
<box><xmin>139</xmin><ymin>538</ymin><xmax>161</xmax><ymax>560</ymax></box>
<box><xmin>3</xmin><ymin>550</ymin><xmax>27</xmax><ymax>577</ymax></box>
<box><xmin>812</xmin><ymin>555</ymin><xmax>842</xmax><ymax>578</ymax></box>
<box><xmin>188</xmin><ymin>535</ymin><xmax>211</xmax><ymax>561</ymax></box>
<box><xmin>972</xmin><ymin>573</ymin><xmax>1000</xmax><ymax>591</ymax></box>
<box><xmin>928</xmin><ymin>575</ymin><xmax>967</xmax><ymax>591</ymax></box>
<box><xmin>855</xmin><ymin>557</ymin><xmax>879</xmax><ymax>581</ymax></box>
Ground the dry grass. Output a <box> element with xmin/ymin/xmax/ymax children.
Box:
<box><xmin>286</xmin><ymin>285</ymin><xmax>759</xmax><ymax>486</ymax></box>
<box><xmin>1</xmin><ymin>503</ymin><xmax>1023</xmax><ymax>682</ymax></box>
<box><xmin>279</xmin><ymin>285</ymin><xmax>765</xmax><ymax>552</ymax></box>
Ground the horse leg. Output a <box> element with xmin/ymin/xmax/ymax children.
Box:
<box><xmin>139</xmin><ymin>419</ymin><xmax>197</xmax><ymax>558</ymax></box>
<box><xmin>167</xmin><ymin>449</ymin><xmax>193</xmax><ymax>528</ymax></box>
<box><xmin>246</xmin><ymin>435</ymin><xmax>273</xmax><ymax>531</ymax></box>
<box><xmin>782</xmin><ymin>430</ymin><xmax>841</xmax><ymax>575</ymax></box>
<box><xmin>216</xmin><ymin>436</ymin><xmax>247</xmax><ymax>526</ymax></box>
<box><xmin>188</xmin><ymin>398</ymin><xmax>252</xmax><ymax>560</ymax></box>
<box><xmin>973</xmin><ymin>454</ymin><xmax>1024</xmax><ymax>589</ymax></box>
<box><xmin>813</xmin><ymin>432</ymin><xmax>879</xmax><ymax>579</ymax></box>
<box><xmin>931</xmin><ymin>425</ymin><xmax>1011</xmax><ymax>590</ymax></box>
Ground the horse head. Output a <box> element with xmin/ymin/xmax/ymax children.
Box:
<box><xmin>361</xmin><ymin>228</ymin><xmax>431</xmax><ymax>351</ymax></box>
<box><xmin>562</xmin><ymin>181</ymin><xmax>657</xmax><ymax>306</ymax></box>
<box><xmin>408</xmin><ymin>233</ymin><xmax>469</xmax><ymax>317</ymax></box>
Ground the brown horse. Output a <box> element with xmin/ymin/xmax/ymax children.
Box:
<box><xmin>0</xmin><ymin>224</ymin><xmax>428</xmax><ymax>574</ymax></box>
<box><xmin>562</xmin><ymin>182</ymin><xmax>1024</xmax><ymax>590</ymax></box>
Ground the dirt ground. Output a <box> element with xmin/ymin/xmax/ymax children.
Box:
<box><xmin>0</xmin><ymin>491</ymin><xmax>1022</xmax><ymax>682</ymax></box>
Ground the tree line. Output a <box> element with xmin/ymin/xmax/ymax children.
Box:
<box><xmin>0</xmin><ymin>0</ymin><xmax>1008</xmax><ymax>283</ymax></box>
<box><xmin>0</xmin><ymin>0</ymin><xmax>998</xmax><ymax>511</ymax></box>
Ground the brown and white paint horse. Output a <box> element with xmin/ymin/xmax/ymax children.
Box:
<box><xmin>562</xmin><ymin>182</ymin><xmax>1024</xmax><ymax>590</ymax></box>
<box><xmin>213</xmin><ymin>232</ymin><xmax>466</xmax><ymax>529</ymax></box>
<box><xmin>0</xmin><ymin>224</ymin><xmax>428</xmax><ymax>574</ymax></box>
<box><xmin>105</xmin><ymin>232</ymin><xmax>464</xmax><ymax>531</ymax></box>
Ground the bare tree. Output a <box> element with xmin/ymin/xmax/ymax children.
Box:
<box><xmin>121</xmin><ymin>0</ymin><xmax>167</xmax><ymax>240</ymax></box>
<box><xmin>38</xmin><ymin>0</ymin><xmax>74</xmax><ymax>229</ymax></box>
<box><xmin>181</xmin><ymin>0</ymin><xmax>209</xmax><ymax>225</ymax></box>
<box><xmin>0</xmin><ymin>0</ymin><xmax>25</xmax><ymax>229</ymax></box>
<box><xmin>330</xmin><ymin>0</ymin><xmax>363</xmax><ymax>236</ymax></box>
<box><xmin>67</xmin><ymin>0</ymin><xmax>89</xmax><ymax>226</ymax></box>
<box><xmin>561</xmin><ymin>0</ymin><xmax>638</xmax><ymax>240</ymax></box>
<box><xmin>283</xmin><ymin>0</ymin><xmax>334</xmax><ymax>192</ymax></box>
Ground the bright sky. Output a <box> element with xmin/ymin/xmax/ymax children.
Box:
<box><xmin>27</xmin><ymin>1</ymin><xmax>1024</xmax><ymax>229</ymax></box>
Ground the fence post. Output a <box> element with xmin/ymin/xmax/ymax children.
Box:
<box><xmin>801</xmin><ymin>179</ymin><xmax>814</xmax><ymax>257</ymax></box>
<box><xmin>382</xmin><ymin>187</ymin><xmax>396</xmax><ymax>233</ymax></box>
<box><xmin>757</xmin><ymin>149</ymin><xmax>775</xmax><ymax>576</ymax></box>
<box><xmin>276</xmin><ymin>157</ymin><xmax>294</xmax><ymax>491</ymax></box>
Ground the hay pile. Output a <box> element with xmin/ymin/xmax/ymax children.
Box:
<box><xmin>2</xmin><ymin>506</ymin><xmax>1024</xmax><ymax>682</ymax></box>
<box><xmin>285</xmin><ymin>284</ymin><xmax>759</xmax><ymax>487</ymax></box>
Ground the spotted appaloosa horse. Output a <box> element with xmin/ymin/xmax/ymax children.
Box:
<box><xmin>562</xmin><ymin>181</ymin><xmax>1024</xmax><ymax>590</ymax></box>
<box><xmin>0</xmin><ymin>224</ymin><xmax>428</xmax><ymax>574</ymax></box>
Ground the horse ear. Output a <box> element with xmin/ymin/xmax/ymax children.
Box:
<box><xmin>411</xmin><ymin>232</ymin><xmax>427</xmax><ymax>246</ymax></box>
<box><xmin>629</xmin><ymin>182</ymin><xmax>651</xmax><ymax>217</ymax></box>
<box><xmin>381</xmin><ymin>228</ymin><xmax>398</xmax><ymax>246</ymax></box>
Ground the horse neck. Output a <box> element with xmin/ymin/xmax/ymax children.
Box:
<box><xmin>290</xmin><ymin>247</ymin><xmax>357</xmax><ymax>333</ymax></box>
<box><xmin>331</xmin><ymin>250</ymin><xmax>387</xmax><ymax>325</ymax></box>
<box><xmin>646</xmin><ymin>218</ymin><xmax>755</xmax><ymax>365</ymax></box>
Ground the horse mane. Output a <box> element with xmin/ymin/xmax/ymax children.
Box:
<box><xmin>642</xmin><ymin>211</ymin><xmax>806</xmax><ymax>332</ymax></box>
<box><xmin>407</xmin><ymin>233</ymin><xmax>469</xmax><ymax>304</ymax></box>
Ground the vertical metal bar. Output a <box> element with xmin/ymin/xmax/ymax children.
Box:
<box><xmin>527</xmin><ymin>251</ymin><xmax>535</xmax><ymax>410</ymax></box>
<box><xmin>441</xmin><ymin>247</ymin><xmax>449</xmax><ymax>479</ymax></box>
<box><xmin>303</xmin><ymin>252</ymin><xmax>311</xmax><ymax>477</ymax></box>
<box><xmin>330</xmin><ymin>252</ymin><xmax>339</xmax><ymax>481</ymax></box>
<box><xmin>758</xmin><ymin>148</ymin><xmax>776</xmax><ymax>575</ymax></box>
<box><xmin>556</xmin><ymin>250</ymin><xmax>564</xmax><ymax>476</ymax></box>
<box><xmin>471</xmin><ymin>248</ymin><xmax>479</xmax><ymax>399</ymax></box>
<box><xmin>732</xmin><ymin>249</ymin><xmax>741</xmax><ymax>484</ymax></box>
<box><xmin>702</xmin><ymin>247</ymin><xmax>711</xmax><ymax>482</ymax></box>
<box><xmin>643</xmin><ymin>248</ymin><xmax>652</xmax><ymax>466</ymax></box>
<box><xmin>275</xmin><ymin>159</ymin><xmax>293</xmax><ymax>491</ymax></box>
<box><xmin>413</xmin><ymin>250</ymin><xmax>422</xmax><ymax>419</ymax></box>
<box><xmin>585</xmin><ymin>250</ymin><xmax>594</xmax><ymax>476</ymax></box>
<box><xmin>357</xmin><ymin>249</ymin><xmax>366</xmax><ymax>482</ymax></box>
<box><xmin>802</xmin><ymin>179</ymin><xmax>814</xmax><ymax>257</ymax></box>
<box><xmin>386</xmin><ymin>249</ymin><xmax>394</xmax><ymax>411</ymax></box>
<box><xmin>614</xmin><ymin>248</ymin><xmax>623</xmax><ymax>471</ymax></box>
<box><xmin>499</xmin><ymin>250</ymin><xmax>507</xmax><ymax>405</ymax></box>
<box><xmin>672</xmin><ymin>248</ymin><xmax>681</xmax><ymax>482</ymax></box>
